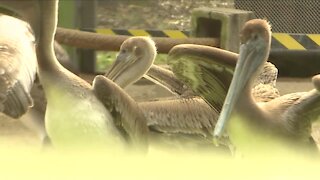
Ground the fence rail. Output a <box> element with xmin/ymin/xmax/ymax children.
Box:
<box><xmin>94</xmin><ymin>28</ymin><xmax>320</xmax><ymax>50</ymax></box>
<box><xmin>55</xmin><ymin>28</ymin><xmax>220</xmax><ymax>54</ymax></box>
<box><xmin>57</xmin><ymin>28</ymin><xmax>320</xmax><ymax>51</ymax></box>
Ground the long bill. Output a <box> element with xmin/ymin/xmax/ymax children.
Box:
<box><xmin>213</xmin><ymin>43</ymin><xmax>264</xmax><ymax>137</ymax></box>
<box><xmin>105</xmin><ymin>54</ymin><xmax>137</xmax><ymax>81</ymax></box>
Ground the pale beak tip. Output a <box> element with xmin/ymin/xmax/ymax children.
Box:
<box><xmin>213</xmin><ymin>124</ymin><xmax>224</xmax><ymax>137</ymax></box>
<box><xmin>213</xmin><ymin>136</ymin><xmax>220</xmax><ymax>147</ymax></box>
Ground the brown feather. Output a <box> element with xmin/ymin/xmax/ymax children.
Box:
<box><xmin>93</xmin><ymin>75</ymin><xmax>149</xmax><ymax>150</ymax></box>
<box><xmin>139</xmin><ymin>97</ymin><xmax>219</xmax><ymax>137</ymax></box>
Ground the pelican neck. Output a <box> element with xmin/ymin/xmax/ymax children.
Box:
<box><xmin>236</xmin><ymin>80</ymin><xmax>267</xmax><ymax>125</ymax></box>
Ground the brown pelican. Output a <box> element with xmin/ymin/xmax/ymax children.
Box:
<box><xmin>167</xmin><ymin>44</ymin><xmax>280</xmax><ymax>109</ymax></box>
<box><xmin>1</xmin><ymin>0</ymin><xmax>148</xmax><ymax>151</ymax></box>
<box><xmin>36</xmin><ymin>21</ymin><xmax>279</xmax><ymax>107</ymax></box>
<box><xmin>20</xmin><ymin>41</ymin><xmax>77</xmax><ymax>144</ymax></box>
<box><xmin>0</xmin><ymin>14</ymin><xmax>37</xmax><ymax>119</ymax></box>
<box><xmin>0</xmin><ymin>11</ymin><xmax>73</xmax><ymax>145</ymax></box>
<box><xmin>213</xmin><ymin>19</ymin><xmax>320</xmax><ymax>154</ymax></box>
<box><xmin>105</xmin><ymin>37</ymin><xmax>219</xmax><ymax>148</ymax></box>
<box><xmin>105</xmin><ymin>36</ymin><xmax>280</xmax><ymax>150</ymax></box>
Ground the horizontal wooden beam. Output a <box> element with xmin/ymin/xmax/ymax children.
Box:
<box><xmin>55</xmin><ymin>27</ymin><xmax>220</xmax><ymax>54</ymax></box>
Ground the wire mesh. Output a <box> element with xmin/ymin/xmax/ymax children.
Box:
<box><xmin>235</xmin><ymin>0</ymin><xmax>320</xmax><ymax>33</ymax></box>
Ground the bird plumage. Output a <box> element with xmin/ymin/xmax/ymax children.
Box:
<box><xmin>213</xmin><ymin>19</ymin><xmax>320</xmax><ymax>155</ymax></box>
<box><xmin>2</xmin><ymin>0</ymin><xmax>148</xmax><ymax>151</ymax></box>
<box><xmin>0</xmin><ymin>14</ymin><xmax>37</xmax><ymax>118</ymax></box>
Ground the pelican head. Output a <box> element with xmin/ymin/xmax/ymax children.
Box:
<box><xmin>312</xmin><ymin>74</ymin><xmax>320</xmax><ymax>92</ymax></box>
<box><xmin>105</xmin><ymin>36</ymin><xmax>157</xmax><ymax>88</ymax></box>
<box><xmin>214</xmin><ymin>19</ymin><xmax>272</xmax><ymax>137</ymax></box>
<box><xmin>0</xmin><ymin>14</ymin><xmax>37</xmax><ymax>118</ymax></box>
<box><xmin>0</xmin><ymin>0</ymin><xmax>40</xmax><ymax>39</ymax></box>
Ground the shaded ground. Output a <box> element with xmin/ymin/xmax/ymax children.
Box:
<box><xmin>95</xmin><ymin>0</ymin><xmax>234</xmax><ymax>71</ymax></box>
<box><xmin>97</xmin><ymin>0</ymin><xmax>234</xmax><ymax>30</ymax></box>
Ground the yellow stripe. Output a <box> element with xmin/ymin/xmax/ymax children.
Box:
<box><xmin>163</xmin><ymin>30</ymin><xmax>188</xmax><ymax>39</ymax></box>
<box><xmin>96</xmin><ymin>29</ymin><xmax>115</xmax><ymax>35</ymax></box>
<box><xmin>307</xmin><ymin>34</ymin><xmax>320</xmax><ymax>46</ymax></box>
<box><xmin>272</xmin><ymin>33</ymin><xmax>305</xmax><ymax>50</ymax></box>
<box><xmin>128</xmin><ymin>29</ymin><xmax>150</xmax><ymax>36</ymax></box>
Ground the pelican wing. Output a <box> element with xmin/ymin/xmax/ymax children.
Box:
<box><xmin>92</xmin><ymin>75</ymin><xmax>148</xmax><ymax>148</ymax></box>
<box><xmin>145</xmin><ymin>64</ymin><xmax>194</xmax><ymax>96</ymax></box>
<box><xmin>260</xmin><ymin>87</ymin><xmax>320</xmax><ymax>141</ymax></box>
<box><xmin>139</xmin><ymin>97</ymin><xmax>219</xmax><ymax>137</ymax></box>
<box><xmin>0</xmin><ymin>15</ymin><xmax>37</xmax><ymax>118</ymax></box>
<box><xmin>167</xmin><ymin>44</ymin><xmax>280</xmax><ymax>110</ymax></box>
<box><xmin>283</xmin><ymin>89</ymin><xmax>320</xmax><ymax>139</ymax></box>
<box><xmin>167</xmin><ymin>44</ymin><xmax>236</xmax><ymax>111</ymax></box>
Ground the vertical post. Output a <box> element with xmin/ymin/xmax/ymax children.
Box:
<box><xmin>191</xmin><ymin>8</ymin><xmax>254</xmax><ymax>53</ymax></box>
<box><xmin>58</xmin><ymin>0</ymin><xmax>77</xmax><ymax>70</ymax></box>
<box><xmin>76</xmin><ymin>0</ymin><xmax>96</xmax><ymax>74</ymax></box>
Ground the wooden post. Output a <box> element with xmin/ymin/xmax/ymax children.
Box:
<box><xmin>75</xmin><ymin>0</ymin><xmax>96</xmax><ymax>74</ymax></box>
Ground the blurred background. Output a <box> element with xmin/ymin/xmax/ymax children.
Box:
<box><xmin>94</xmin><ymin>0</ymin><xmax>234</xmax><ymax>71</ymax></box>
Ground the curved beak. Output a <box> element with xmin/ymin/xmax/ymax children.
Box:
<box><xmin>213</xmin><ymin>42</ymin><xmax>266</xmax><ymax>138</ymax></box>
<box><xmin>105</xmin><ymin>53</ymin><xmax>137</xmax><ymax>81</ymax></box>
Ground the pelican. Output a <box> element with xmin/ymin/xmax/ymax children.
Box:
<box><xmin>0</xmin><ymin>0</ymin><xmax>148</xmax><ymax>151</ymax></box>
<box><xmin>20</xmin><ymin>41</ymin><xmax>77</xmax><ymax>145</ymax></box>
<box><xmin>0</xmin><ymin>14</ymin><xmax>37</xmax><ymax>119</ymax></box>
<box><xmin>104</xmin><ymin>37</ymin><xmax>221</xmax><ymax>149</ymax></box>
<box><xmin>0</xmin><ymin>11</ymin><xmax>75</xmax><ymax>145</ymax></box>
<box><xmin>167</xmin><ymin>44</ymin><xmax>280</xmax><ymax>108</ymax></box>
<box><xmin>105</xmin><ymin>36</ymin><xmax>280</xmax><ymax>149</ymax></box>
<box><xmin>213</xmin><ymin>19</ymin><xmax>320</xmax><ymax>155</ymax></box>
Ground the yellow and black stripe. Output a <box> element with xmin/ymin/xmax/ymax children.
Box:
<box><xmin>272</xmin><ymin>33</ymin><xmax>320</xmax><ymax>50</ymax></box>
<box><xmin>96</xmin><ymin>28</ymin><xmax>189</xmax><ymax>39</ymax></box>
<box><xmin>96</xmin><ymin>28</ymin><xmax>320</xmax><ymax>50</ymax></box>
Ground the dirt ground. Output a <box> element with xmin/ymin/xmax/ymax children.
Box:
<box><xmin>0</xmin><ymin>76</ymin><xmax>319</xmax><ymax>148</ymax></box>
<box><xmin>96</xmin><ymin>0</ymin><xmax>234</xmax><ymax>30</ymax></box>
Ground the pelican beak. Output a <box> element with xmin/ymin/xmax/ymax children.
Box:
<box><xmin>105</xmin><ymin>52</ymin><xmax>137</xmax><ymax>81</ymax></box>
<box><xmin>213</xmin><ymin>41</ymin><xmax>266</xmax><ymax>138</ymax></box>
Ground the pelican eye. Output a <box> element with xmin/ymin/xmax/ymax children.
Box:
<box><xmin>121</xmin><ymin>49</ymin><xmax>127</xmax><ymax>54</ymax></box>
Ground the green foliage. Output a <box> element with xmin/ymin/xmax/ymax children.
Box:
<box><xmin>154</xmin><ymin>53</ymin><xmax>168</xmax><ymax>65</ymax></box>
<box><xmin>96</xmin><ymin>51</ymin><xmax>169</xmax><ymax>72</ymax></box>
<box><xmin>96</xmin><ymin>51</ymin><xmax>117</xmax><ymax>72</ymax></box>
